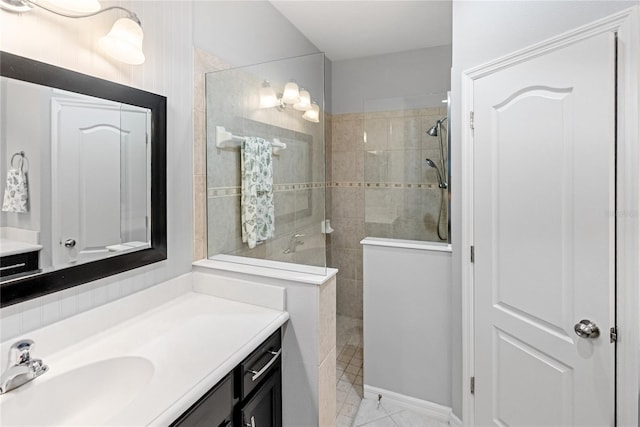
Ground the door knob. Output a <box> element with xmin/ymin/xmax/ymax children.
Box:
<box><xmin>64</xmin><ymin>239</ymin><xmax>76</xmax><ymax>248</ymax></box>
<box><xmin>574</xmin><ymin>319</ymin><xmax>600</xmax><ymax>339</ymax></box>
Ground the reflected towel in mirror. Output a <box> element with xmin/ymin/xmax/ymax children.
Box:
<box><xmin>241</xmin><ymin>136</ymin><xmax>275</xmax><ymax>248</ymax></box>
<box><xmin>2</xmin><ymin>166</ymin><xmax>28</xmax><ymax>213</ymax></box>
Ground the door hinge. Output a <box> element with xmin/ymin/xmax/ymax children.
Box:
<box><xmin>610</xmin><ymin>327</ymin><xmax>617</xmax><ymax>343</ymax></box>
<box><xmin>469</xmin><ymin>111</ymin><xmax>475</xmax><ymax>130</ymax></box>
<box><xmin>470</xmin><ymin>376</ymin><xmax>475</xmax><ymax>394</ymax></box>
<box><xmin>470</xmin><ymin>245</ymin><xmax>475</xmax><ymax>263</ymax></box>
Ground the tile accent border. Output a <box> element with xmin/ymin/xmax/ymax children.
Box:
<box><xmin>332</xmin><ymin>181</ymin><xmax>439</xmax><ymax>189</ymax></box>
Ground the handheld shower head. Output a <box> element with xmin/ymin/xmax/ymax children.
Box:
<box><xmin>425</xmin><ymin>158</ymin><xmax>447</xmax><ymax>189</ymax></box>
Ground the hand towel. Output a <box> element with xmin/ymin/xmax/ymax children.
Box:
<box><xmin>2</xmin><ymin>166</ymin><xmax>29</xmax><ymax>213</ymax></box>
<box><xmin>241</xmin><ymin>136</ymin><xmax>274</xmax><ymax>248</ymax></box>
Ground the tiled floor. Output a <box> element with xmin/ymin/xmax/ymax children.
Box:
<box><xmin>336</xmin><ymin>315</ymin><xmax>364</xmax><ymax>427</ymax></box>
<box><xmin>352</xmin><ymin>398</ymin><xmax>450</xmax><ymax>427</ymax></box>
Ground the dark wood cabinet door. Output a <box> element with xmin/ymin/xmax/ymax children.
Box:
<box><xmin>238</xmin><ymin>368</ymin><xmax>281</xmax><ymax>427</ymax></box>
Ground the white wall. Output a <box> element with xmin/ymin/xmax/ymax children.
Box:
<box><xmin>0</xmin><ymin>0</ymin><xmax>194</xmax><ymax>339</ymax></box>
<box><xmin>193</xmin><ymin>1</ymin><xmax>319</xmax><ymax>68</ymax></box>
<box><xmin>0</xmin><ymin>0</ymin><xmax>323</xmax><ymax>341</ymax></box>
<box><xmin>449</xmin><ymin>0</ymin><xmax>639</xmax><ymax>418</ymax></box>
<box><xmin>363</xmin><ymin>243</ymin><xmax>452</xmax><ymax>408</ymax></box>
<box><xmin>331</xmin><ymin>45</ymin><xmax>452</xmax><ymax>114</ymax></box>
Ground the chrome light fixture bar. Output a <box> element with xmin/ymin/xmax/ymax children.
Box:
<box><xmin>0</xmin><ymin>0</ymin><xmax>145</xmax><ymax>65</ymax></box>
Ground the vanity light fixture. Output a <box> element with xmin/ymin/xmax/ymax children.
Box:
<box><xmin>259</xmin><ymin>80</ymin><xmax>318</xmax><ymax>122</ymax></box>
<box><xmin>0</xmin><ymin>0</ymin><xmax>145</xmax><ymax>65</ymax></box>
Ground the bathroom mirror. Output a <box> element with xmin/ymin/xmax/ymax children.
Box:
<box><xmin>0</xmin><ymin>51</ymin><xmax>167</xmax><ymax>307</ymax></box>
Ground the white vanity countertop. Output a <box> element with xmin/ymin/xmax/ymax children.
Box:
<box><xmin>0</xmin><ymin>238</ymin><xmax>43</xmax><ymax>257</ymax></box>
<box><xmin>0</xmin><ymin>281</ymin><xmax>289</xmax><ymax>426</ymax></box>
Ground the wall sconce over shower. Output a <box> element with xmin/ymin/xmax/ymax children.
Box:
<box><xmin>0</xmin><ymin>0</ymin><xmax>145</xmax><ymax>65</ymax></box>
<box><xmin>259</xmin><ymin>79</ymin><xmax>319</xmax><ymax>123</ymax></box>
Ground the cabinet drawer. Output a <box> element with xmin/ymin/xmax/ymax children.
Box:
<box><xmin>238</xmin><ymin>367</ymin><xmax>282</xmax><ymax>427</ymax></box>
<box><xmin>237</xmin><ymin>330</ymin><xmax>281</xmax><ymax>400</ymax></box>
<box><xmin>171</xmin><ymin>373</ymin><xmax>233</xmax><ymax>427</ymax></box>
<box><xmin>0</xmin><ymin>251</ymin><xmax>39</xmax><ymax>279</ymax></box>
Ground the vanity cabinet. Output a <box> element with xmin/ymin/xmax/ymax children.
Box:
<box><xmin>0</xmin><ymin>250</ymin><xmax>39</xmax><ymax>279</ymax></box>
<box><xmin>171</xmin><ymin>329</ymin><xmax>282</xmax><ymax>427</ymax></box>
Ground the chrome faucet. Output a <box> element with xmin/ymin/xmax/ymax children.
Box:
<box><xmin>0</xmin><ymin>339</ymin><xmax>48</xmax><ymax>394</ymax></box>
<box><xmin>283</xmin><ymin>233</ymin><xmax>305</xmax><ymax>254</ymax></box>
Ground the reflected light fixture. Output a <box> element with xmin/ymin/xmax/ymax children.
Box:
<box><xmin>302</xmin><ymin>101</ymin><xmax>320</xmax><ymax>123</ymax></box>
<box><xmin>0</xmin><ymin>0</ymin><xmax>145</xmax><ymax>65</ymax></box>
<box><xmin>293</xmin><ymin>88</ymin><xmax>311</xmax><ymax>111</ymax></box>
<box><xmin>281</xmin><ymin>80</ymin><xmax>300</xmax><ymax>105</ymax></box>
<box><xmin>259</xmin><ymin>80</ymin><xmax>280</xmax><ymax>109</ymax></box>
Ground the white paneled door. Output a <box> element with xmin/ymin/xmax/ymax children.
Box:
<box><xmin>473</xmin><ymin>31</ymin><xmax>616</xmax><ymax>425</ymax></box>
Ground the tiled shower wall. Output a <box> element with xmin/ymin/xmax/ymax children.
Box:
<box><xmin>329</xmin><ymin>106</ymin><xmax>448</xmax><ymax>318</ymax></box>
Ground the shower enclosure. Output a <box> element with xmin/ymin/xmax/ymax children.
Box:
<box><xmin>205</xmin><ymin>53</ymin><xmax>327</xmax><ymax>274</ymax></box>
<box><xmin>363</xmin><ymin>93</ymin><xmax>450</xmax><ymax>243</ymax></box>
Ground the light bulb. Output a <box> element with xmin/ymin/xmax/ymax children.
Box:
<box><xmin>99</xmin><ymin>17</ymin><xmax>145</xmax><ymax>65</ymax></box>
<box><xmin>259</xmin><ymin>80</ymin><xmax>279</xmax><ymax>109</ymax></box>
<box><xmin>293</xmin><ymin>88</ymin><xmax>311</xmax><ymax>111</ymax></box>
<box><xmin>302</xmin><ymin>101</ymin><xmax>320</xmax><ymax>123</ymax></box>
<box><xmin>281</xmin><ymin>80</ymin><xmax>300</xmax><ymax>105</ymax></box>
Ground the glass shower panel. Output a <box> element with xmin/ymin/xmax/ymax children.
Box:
<box><xmin>205</xmin><ymin>53</ymin><xmax>326</xmax><ymax>274</ymax></box>
<box><xmin>363</xmin><ymin>93</ymin><xmax>449</xmax><ymax>242</ymax></box>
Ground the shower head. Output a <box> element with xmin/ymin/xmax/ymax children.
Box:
<box><xmin>426</xmin><ymin>116</ymin><xmax>448</xmax><ymax>137</ymax></box>
<box><xmin>426</xmin><ymin>158</ymin><xmax>447</xmax><ymax>189</ymax></box>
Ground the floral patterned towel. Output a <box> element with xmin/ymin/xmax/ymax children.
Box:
<box><xmin>2</xmin><ymin>167</ymin><xmax>29</xmax><ymax>213</ymax></box>
<box><xmin>241</xmin><ymin>137</ymin><xmax>274</xmax><ymax>248</ymax></box>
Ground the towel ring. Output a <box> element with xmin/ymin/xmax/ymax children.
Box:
<box><xmin>10</xmin><ymin>151</ymin><xmax>25</xmax><ymax>169</ymax></box>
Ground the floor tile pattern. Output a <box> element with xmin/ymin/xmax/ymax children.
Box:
<box><xmin>336</xmin><ymin>315</ymin><xmax>364</xmax><ymax>426</ymax></box>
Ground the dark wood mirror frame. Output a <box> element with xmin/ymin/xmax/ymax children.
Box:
<box><xmin>0</xmin><ymin>51</ymin><xmax>167</xmax><ymax>307</ymax></box>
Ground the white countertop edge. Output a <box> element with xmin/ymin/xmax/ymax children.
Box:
<box><xmin>0</xmin><ymin>239</ymin><xmax>43</xmax><ymax>257</ymax></box>
<box><xmin>150</xmin><ymin>312</ymin><xmax>289</xmax><ymax>425</ymax></box>
<box><xmin>360</xmin><ymin>237</ymin><xmax>452</xmax><ymax>253</ymax></box>
<box><xmin>194</xmin><ymin>257</ymin><xmax>338</xmax><ymax>286</ymax></box>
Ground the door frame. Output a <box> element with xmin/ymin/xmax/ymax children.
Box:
<box><xmin>460</xmin><ymin>7</ymin><xmax>640</xmax><ymax>426</ymax></box>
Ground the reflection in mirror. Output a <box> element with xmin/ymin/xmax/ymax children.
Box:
<box><xmin>0</xmin><ymin>51</ymin><xmax>166</xmax><ymax>307</ymax></box>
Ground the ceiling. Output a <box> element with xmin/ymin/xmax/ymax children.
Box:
<box><xmin>270</xmin><ymin>1</ymin><xmax>453</xmax><ymax>61</ymax></box>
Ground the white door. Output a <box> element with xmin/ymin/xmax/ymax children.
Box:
<box><xmin>473</xmin><ymin>32</ymin><xmax>615</xmax><ymax>426</ymax></box>
<box><xmin>52</xmin><ymin>98</ymin><xmax>126</xmax><ymax>266</ymax></box>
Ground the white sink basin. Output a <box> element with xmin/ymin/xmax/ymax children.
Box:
<box><xmin>0</xmin><ymin>356</ymin><xmax>154</xmax><ymax>426</ymax></box>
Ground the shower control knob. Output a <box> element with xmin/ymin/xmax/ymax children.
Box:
<box><xmin>574</xmin><ymin>319</ymin><xmax>600</xmax><ymax>339</ymax></box>
<box><xmin>64</xmin><ymin>239</ymin><xmax>76</xmax><ymax>248</ymax></box>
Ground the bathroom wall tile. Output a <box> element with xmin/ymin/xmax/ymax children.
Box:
<box><xmin>207</xmin><ymin>195</ymin><xmax>242</xmax><ymax>256</ymax></box>
<box><xmin>319</xmin><ymin>277</ymin><xmax>336</xmax><ymax>362</ymax></box>
<box><xmin>193</xmin><ymin>108</ymin><xmax>206</xmax><ymax>177</ymax></box>
<box><xmin>336</xmin><ymin>277</ymin><xmax>355</xmax><ymax>317</ymax></box>
<box><xmin>333</xmin><ymin>118</ymin><xmax>364</xmax><ymax>152</ymax></box>
<box><xmin>364</xmin><ymin>150</ymin><xmax>388</xmax><ymax>183</ymax></box>
<box><xmin>329</xmin><ymin>217</ymin><xmax>365</xmax><ymax>250</ymax></box>
<box><xmin>333</xmin><ymin>150</ymin><xmax>364</xmax><ymax>183</ymax></box>
<box><xmin>363</xmin><ymin>117</ymin><xmax>389</xmax><ymax>151</ymax></box>
<box><xmin>389</xmin><ymin>116</ymin><xmax>421</xmax><ymax>150</ymax></box>
<box><xmin>332</xmin><ymin>248</ymin><xmax>358</xmax><ymax>280</ymax></box>
<box><xmin>319</xmin><ymin>347</ymin><xmax>337</xmax><ymax>427</ymax></box>
<box><xmin>332</xmin><ymin>187</ymin><xmax>364</xmax><ymax>219</ymax></box>
<box><xmin>193</xmin><ymin>174</ymin><xmax>206</xmax><ymax>260</ymax></box>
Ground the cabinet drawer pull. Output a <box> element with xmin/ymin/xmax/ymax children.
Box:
<box><xmin>244</xmin><ymin>415</ymin><xmax>256</xmax><ymax>427</ymax></box>
<box><xmin>248</xmin><ymin>349</ymin><xmax>281</xmax><ymax>382</ymax></box>
<box><xmin>0</xmin><ymin>263</ymin><xmax>26</xmax><ymax>271</ymax></box>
